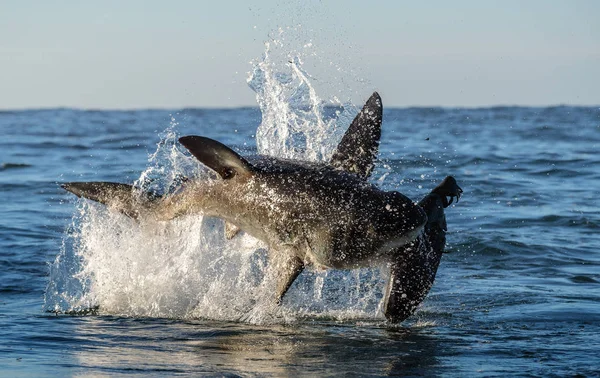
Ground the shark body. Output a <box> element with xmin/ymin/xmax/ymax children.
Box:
<box><xmin>62</xmin><ymin>92</ymin><xmax>462</xmax><ymax>323</ymax></box>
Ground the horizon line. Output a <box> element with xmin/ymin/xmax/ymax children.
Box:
<box><xmin>2</xmin><ymin>103</ymin><xmax>599</xmax><ymax>112</ymax></box>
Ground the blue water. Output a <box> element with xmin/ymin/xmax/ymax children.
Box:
<box><xmin>1</xmin><ymin>104</ymin><xmax>599</xmax><ymax>376</ymax></box>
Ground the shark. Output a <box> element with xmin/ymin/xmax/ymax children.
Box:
<box><xmin>61</xmin><ymin>92</ymin><xmax>462</xmax><ymax>323</ymax></box>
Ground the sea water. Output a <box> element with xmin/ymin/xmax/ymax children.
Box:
<box><xmin>1</xmin><ymin>46</ymin><xmax>599</xmax><ymax>376</ymax></box>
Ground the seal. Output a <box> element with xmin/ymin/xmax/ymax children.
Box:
<box><xmin>62</xmin><ymin>92</ymin><xmax>462</xmax><ymax>323</ymax></box>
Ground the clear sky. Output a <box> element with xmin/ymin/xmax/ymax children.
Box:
<box><xmin>1</xmin><ymin>0</ymin><xmax>599</xmax><ymax>109</ymax></box>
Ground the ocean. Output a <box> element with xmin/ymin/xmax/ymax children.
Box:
<box><xmin>1</xmin><ymin>66</ymin><xmax>599</xmax><ymax>376</ymax></box>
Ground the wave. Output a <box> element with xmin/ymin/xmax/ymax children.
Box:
<box><xmin>0</xmin><ymin>162</ymin><xmax>32</xmax><ymax>171</ymax></box>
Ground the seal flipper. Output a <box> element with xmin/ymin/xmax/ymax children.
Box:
<box><xmin>330</xmin><ymin>92</ymin><xmax>382</xmax><ymax>179</ymax></box>
<box><xmin>61</xmin><ymin>182</ymin><xmax>157</xmax><ymax>219</ymax></box>
<box><xmin>431</xmin><ymin>175</ymin><xmax>463</xmax><ymax>208</ymax></box>
<box><xmin>383</xmin><ymin>176</ymin><xmax>462</xmax><ymax>323</ymax></box>
<box><xmin>179</xmin><ymin>136</ymin><xmax>255</xmax><ymax>179</ymax></box>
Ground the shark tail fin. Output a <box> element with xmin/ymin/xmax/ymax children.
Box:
<box><xmin>61</xmin><ymin>182</ymin><xmax>157</xmax><ymax>219</ymax></box>
<box><xmin>330</xmin><ymin>92</ymin><xmax>382</xmax><ymax>179</ymax></box>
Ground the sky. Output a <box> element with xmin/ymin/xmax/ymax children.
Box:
<box><xmin>1</xmin><ymin>0</ymin><xmax>599</xmax><ymax>109</ymax></box>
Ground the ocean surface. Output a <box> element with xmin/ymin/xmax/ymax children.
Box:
<box><xmin>1</xmin><ymin>93</ymin><xmax>600</xmax><ymax>376</ymax></box>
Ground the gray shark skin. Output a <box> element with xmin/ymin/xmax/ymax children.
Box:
<box><xmin>61</xmin><ymin>92</ymin><xmax>462</xmax><ymax>323</ymax></box>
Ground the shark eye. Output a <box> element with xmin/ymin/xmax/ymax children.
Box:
<box><xmin>221</xmin><ymin>168</ymin><xmax>235</xmax><ymax>179</ymax></box>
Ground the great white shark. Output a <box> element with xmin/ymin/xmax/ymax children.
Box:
<box><xmin>62</xmin><ymin>92</ymin><xmax>462</xmax><ymax>323</ymax></box>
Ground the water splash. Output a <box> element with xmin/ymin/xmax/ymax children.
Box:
<box><xmin>248</xmin><ymin>36</ymin><xmax>359</xmax><ymax>162</ymax></box>
<box><xmin>45</xmin><ymin>42</ymin><xmax>387</xmax><ymax>324</ymax></box>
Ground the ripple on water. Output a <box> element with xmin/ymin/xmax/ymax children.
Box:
<box><xmin>568</xmin><ymin>275</ymin><xmax>599</xmax><ymax>284</ymax></box>
<box><xmin>0</xmin><ymin>163</ymin><xmax>32</xmax><ymax>171</ymax></box>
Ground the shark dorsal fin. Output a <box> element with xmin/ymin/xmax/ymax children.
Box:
<box><xmin>179</xmin><ymin>136</ymin><xmax>254</xmax><ymax>179</ymax></box>
<box><xmin>329</xmin><ymin>92</ymin><xmax>382</xmax><ymax>179</ymax></box>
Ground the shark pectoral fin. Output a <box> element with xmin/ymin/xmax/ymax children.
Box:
<box><xmin>268</xmin><ymin>251</ymin><xmax>304</xmax><ymax>304</ymax></box>
<box><xmin>330</xmin><ymin>92</ymin><xmax>382</xmax><ymax>179</ymax></box>
<box><xmin>179</xmin><ymin>135</ymin><xmax>255</xmax><ymax>179</ymax></box>
<box><xmin>61</xmin><ymin>182</ymin><xmax>155</xmax><ymax>219</ymax></box>
<box><xmin>224</xmin><ymin>222</ymin><xmax>241</xmax><ymax>240</ymax></box>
